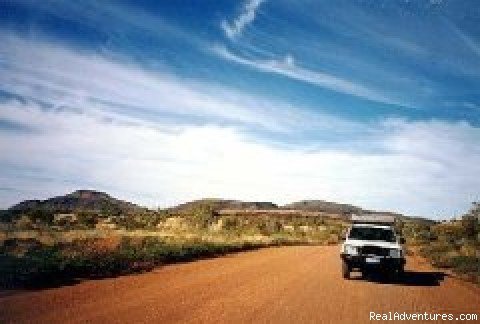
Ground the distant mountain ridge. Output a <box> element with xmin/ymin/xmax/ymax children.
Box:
<box><xmin>2</xmin><ymin>190</ymin><xmax>430</xmax><ymax>223</ymax></box>
<box><xmin>170</xmin><ymin>198</ymin><xmax>390</xmax><ymax>217</ymax></box>
<box><xmin>282</xmin><ymin>200</ymin><xmax>362</xmax><ymax>215</ymax></box>
<box><xmin>169</xmin><ymin>198</ymin><xmax>278</xmax><ymax>214</ymax></box>
<box><xmin>7</xmin><ymin>190</ymin><xmax>145</xmax><ymax>215</ymax></box>
<box><xmin>169</xmin><ymin>198</ymin><xmax>365</xmax><ymax>215</ymax></box>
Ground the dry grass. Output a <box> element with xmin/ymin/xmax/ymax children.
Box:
<box><xmin>0</xmin><ymin>227</ymin><xmax>332</xmax><ymax>288</ymax></box>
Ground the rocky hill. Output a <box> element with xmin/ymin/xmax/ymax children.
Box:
<box><xmin>6</xmin><ymin>190</ymin><xmax>145</xmax><ymax>217</ymax></box>
<box><xmin>282</xmin><ymin>200</ymin><xmax>362</xmax><ymax>215</ymax></box>
<box><xmin>169</xmin><ymin>198</ymin><xmax>278</xmax><ymax>214</ymax></box>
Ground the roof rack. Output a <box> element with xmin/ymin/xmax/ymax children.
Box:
<box><xmin>350</xmin><ymin>214</ymin><xmax>396</xmax><ymax>225</ymax></box>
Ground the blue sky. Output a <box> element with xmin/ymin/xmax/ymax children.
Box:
<box><xmin>0</xmin><ymin>0</ymin><xmax>479</xmax><ymax>218</ymax></box>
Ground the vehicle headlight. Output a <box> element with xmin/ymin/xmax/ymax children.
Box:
<box><xmin>389</xmin><ymin>249</ymin><xmax>401</xmax><ymax>258</ymax></box>
<box><xmin>344</xmin><ymin>244</ymin><xmax>359</xmax><ymax>256</ymax></box>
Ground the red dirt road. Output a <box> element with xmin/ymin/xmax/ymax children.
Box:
<box><xmin>1</xmin><ymin>246</ymin><xmax>479</xmax><ymax>323</ymax></box>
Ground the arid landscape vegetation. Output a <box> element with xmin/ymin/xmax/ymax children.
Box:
<box><xmin>1</xmin><ymin>190</ymin><xmax>478</xmax><ymax>288</ymax></box>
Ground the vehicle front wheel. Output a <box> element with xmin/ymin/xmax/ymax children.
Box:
<box><xmin>395</xmin><ymin>265</ymin><xmax>405</xmax><ymax>279</ymax></box>
<box><xmin>388</xmin><ymin>265</ymin><xmax>404</xmax><ymax>282</ymax></box>
<box><xmin>342</xmin><ymin>261</ymin><xmax>350</xmax><ymax>279</ymax></box>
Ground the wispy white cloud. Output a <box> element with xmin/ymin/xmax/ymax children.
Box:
<box><xmin>0</xmin><ymin>32</ymin><xmax>375</xmax><ymax>150</ymax></box>
<box><xmin>225</xmin><ymin>0</ymin><xmax>478</xmax><ymax>107</ymax></box>
<box><xmin>448</xmin><ymin>22</ymin><xmax>480</xmax><ymax>58</ymax></box>
<box><xmin>0</xmin><ymin>33</ymin><xmax>334</xmax><ymax>134</ymax></box>
<box><xmin>221</xmin><ymin>0</ymin><xmax>266</xmax><ymax>40</ymax></box>
<box><xmin>443</xmin><ymin>101</ymin><xmax>480</xmax><ymax>111</ymax></box>
<box><xmin>7</xmin><ymin>0</ymin><xmax>201</xmax><ymax>47</ymax></box>
<box><xmin>430</xmin><ymin>0</ymin><xmax>444</xmax><ymax>6</ymax></box>
<box><xmin>213</xmin><ymin>45</ymin><xmax>411</xmax><ymax>107</ymax></box>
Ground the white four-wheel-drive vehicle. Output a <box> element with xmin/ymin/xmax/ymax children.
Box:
<box><xmin>340</xmin><ymin>215</ymin><xmax>405</xmax><ymax>279</ymax></box>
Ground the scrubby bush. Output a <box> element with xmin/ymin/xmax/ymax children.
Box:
<box><xmin>0</xmin><ymin>236</ymin><xmax>269</xmax><ymax>288</ymax></box>
<box><xmin>27</xmin><ymin>209</ymin><xmax>54</xmax><ymax>225</ymax></box>
<box><xmin>449</xmin><ymin>256</ymin><xmax>480</xmax><ymax>274</ymax></box>
<box><xmin>412</xmin><ymin>202</ymin><xmax>480</xmax><ymax>284</ymax></box>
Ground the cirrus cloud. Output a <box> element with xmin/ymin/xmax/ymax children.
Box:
<box><xmin>221</xmin><ymin>0</ymin><xmax>266</xmax><ymax>40</ymax></box>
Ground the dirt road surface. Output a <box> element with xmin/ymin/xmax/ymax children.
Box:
<box><xmin>1</xmin><ymin>246</ymin><xmax>479</xmax><ymax>323</ymax></box>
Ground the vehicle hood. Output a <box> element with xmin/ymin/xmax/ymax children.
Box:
<box><xmin>343</xmin><ymin>239</ymin><xmax>401</xmax><ymax>250</ymax></box>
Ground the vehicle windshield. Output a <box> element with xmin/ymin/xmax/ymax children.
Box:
<box><xmin>348</xmin><ymin>227</ymin><xmax>396</xmax><ymax>243</ymax></box>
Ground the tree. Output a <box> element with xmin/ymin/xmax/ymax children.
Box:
<box><xmin>461</xmin><ymin>216</ymin><xmax>478</xmax><ymax>239</ymax></box>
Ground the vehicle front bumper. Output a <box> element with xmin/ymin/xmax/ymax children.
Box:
<box><xmin>341</xmin><ymin>253</ymin><xmax>405</xmax><ymax>270</ymax></box>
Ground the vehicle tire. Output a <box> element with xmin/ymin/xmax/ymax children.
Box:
<box><xmin>389</xmin><ymin>266</ymin><xmax>404</xmax><ymax>282</ymax></box>
<box><xmin>360</xmin><ymin>268</ymin><xmax>366</xmax><ymax>279</ymax></box>
<box><xmin>342</xmin><ymin>261</ymin><xmax>350</xmax><ymax>279</ymax></box>
<box><xmin>396</xmin><ymin>265</ymin><xmax>405</xmax><ymax>280</ymax></box>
